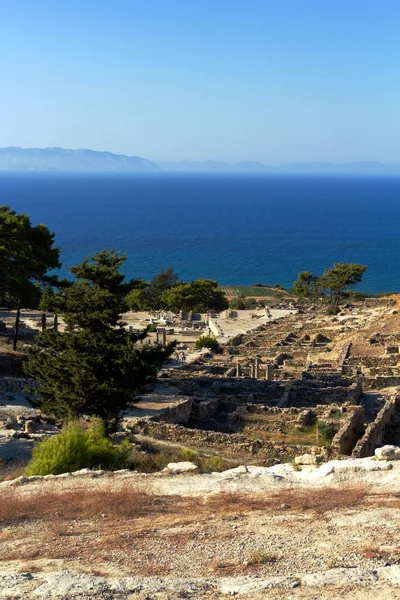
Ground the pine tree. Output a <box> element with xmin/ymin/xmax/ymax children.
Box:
<box><xmin>0</xmin><ymin>205</ymin><xmax>60</xmax><ymax>349</ymax></box>
<box><xmin>25</xmin><ymin>250</ymin><xmax>174</xmax><ymax>429</ymax></box>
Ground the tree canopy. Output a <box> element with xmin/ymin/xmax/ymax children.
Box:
<box><xmin>293</xmin><ymin>271</ymin><xmax>322</xmax><ymax>300</ymax></box>
<box><xmin>0</xmin><ymin>205</ymin><xmax>60</xmax><ymax>348</ymax></box>
<box><xmin>26</xmin><ymin>250</ymin><xmax>174</xmax><ymax>429</ymax></box>
<box><xmin>293</xmin><ymin>263</ymin><xmax>367</xmax><ymax>307</ymax></box>
<box><xmin>320</xmin><ymin>263</ymin><xmax>367</xmax><ymax>306</ymax></box>
<box><xmin>125</xmin><ymin>269</ymin><xmax>229</xmax><ymax>313</ymax></box>
<box><xmin>163</xmin><ymin>279</ymin><xmax>229</xmax><ymax>313</ymax></box>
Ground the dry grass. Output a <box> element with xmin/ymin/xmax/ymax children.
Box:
<box><xmin>246</xmin><ymin>550</ymin><xmax>279</xmax><ymax>565</ymax></box>
<box><xmin>0</xmin><ymin>486</ymin><xmax>177</xmax><ymax>525</ymax></box>
<box><xmin>205</xmin><ymin>486</ymin><xmax>368</xmax><ymax>516</ymax></box>
<box><xmin>0</xmin><ymin>461</ymin><xmax>26</xmax><ymax>482</ymax></box>
<box><xmin>0</xmin><ymin>484</ymin><xmax>369</xmax><ymax>529</ymax></box>
<box><xmin>0</xmin><ymin>484</ymin><xmax>370</xmax><ymax>571</ymax></box>
<box><xmin>359</xmin><ymin>545</ymin><xmax>400</xmax><ymax>563</ymax></box>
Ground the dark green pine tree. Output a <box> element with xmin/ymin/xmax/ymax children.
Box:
<box><xmin>26</xmin><ymin>250</ymin><xmax>174</xmax><ymax>429</ymax></box>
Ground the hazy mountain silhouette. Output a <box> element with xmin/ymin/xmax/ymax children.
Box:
<box><xmin>1</xmin><ymin>147</ymin><xmax>399</xmax><ymax>174</ymax></box>
<box><xmin>0</xmin><ymin>147</ymin><xmax>160</xmax><ymax>171</ymax></box>
<box><xmin>160</xmin><ymin>160</ymin><xmax>400</xmax><ymax>174</ymax></box>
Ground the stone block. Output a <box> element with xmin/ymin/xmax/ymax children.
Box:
<box><xmin>375</xmin><ymin>445</ymin><xmax>400</xmax><ymax>460</ymax></box>
<box><xmin>294</xmin><ymin>453</ymin><xmax>324</xmax><ymax>465</ymax></box>
<box><xmin>163</xmin><ymin>462</ymin><xmax>198</xmax><ymax>473</ymax></box>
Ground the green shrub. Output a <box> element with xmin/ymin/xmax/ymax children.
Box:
<box><xmin>126</xmin><ymin>440</ymin><xmax>230</xmax><ymax>474</ymax></box>
<box><xmin>24</xmin><ymin>419</ymin><xmax>132</xmax><ymax>476</ymax></box>
<box><xmin>229</xmin><ymin>297</ymin><xmax>246</xmax><ymax>309</ymax></box>
<box><xmin>178</xmin><ymin>448</ymin><xmax>197</xmax><ymax>462</ymax></box>
<box><xmin>245</xmin><ymin>298</ymin><xmax>258</xmax><ymax>309</ymax></box>
<box><xmin>202</xmin><ymin>455</ymin><xmax>225</xmax><ymax>472</ymax></box>
<box><xmin>317</xmin><ymin>421</ymin><xmax>339</xmax><ymax>444</ymax></box>
<box><xmin>195</xmin><ymin>335</ymin><xmax>219</xmax><ymax>351</ymax></box>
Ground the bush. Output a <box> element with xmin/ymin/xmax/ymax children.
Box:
<box><xmin>127</xmin><ymin>440</ymin><xmax>229</xmax><ymax>473</ymax></box>
<box><xmin>24</xmin><ymin>419</ymin><xmax>132</xmax><ymax>476</ymax></box>
<box><xmin>202</xmin><ymin>455</ymin><xmax>225</xmax><ymax>472</ymax></box>
<box><xmin>178</xmin><ymin>448</ymin><xmax>197</xmax><ymax>462</ymax></box>
<box><xmin>317</xmin><ymin>421</ymin><xmax>339</xmax><ymax>444</ymax></box>
<box><xmin>245</xmin><ymin>298</ymin><xmax>258</xmax><ymax>309</ymax></box>
<box><xmin>229</xmin><ymin>297</ymin><xmax>246</xmax><ymax>310</ymax></box>
<box><xmin>195</xmin><ymin>335</ymin><xmax>219</xmax><ymax>351</ymax></box>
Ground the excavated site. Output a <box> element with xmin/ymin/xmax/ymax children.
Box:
<box><xmin>123</xmin><ymin>297</ymin><xmax>400</xmax><ymax>466</ymax></box>
<box><xmin>2</xmin><ymin>298</ymin><xmax>400</xmax><ymax>598</ymax></box>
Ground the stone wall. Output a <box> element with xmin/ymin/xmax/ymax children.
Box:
<box><xmin>0</xmin><ymin>376</ymin><xmax>27</xmax><ymax>395</ymax></box>
<box><xmin>362</xmin><ymin>376</ymin><xmax>400</xmax><ymax>390</ymax></box>
<box><xmin>155</xmin><ymin>397</ymin><xmax>193</xmax><ymax>424</ymax></box>
<box><xmin>0</xmin><ymin>354</ymin><xmax>24</xmax><ymax>376</ymax></box>
<box><xmin>331</xmin><ymin>406</ymin><xmax>365</xmax><ymax>456</ymax></box>
<box><xmin>288</xmin><ymin>379</ymin><xmax>361</xmax><ymax>407</ymax></box>
<box><xmin>126</xmin><ymin>419</ymin><xmax>326</xmax><ymax>460</ymax></box>
<box><xmin>352</xmin><ymin>395</ymin><xmax>400</xmax><ymax>458</ymax></box>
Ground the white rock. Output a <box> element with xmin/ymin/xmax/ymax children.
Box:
<box><xmin>375</xmin><ymin>445</ymin><xmax>400</xmax><ymax>460</ymax></box>
<box><xmin>301</xmin><ymin>567</ymin><xmax>378</xmax><ymax>587</ymax></box>
<box><xmin>219</xmin><ymin>575</ymin><xmax>300</xmax><ymax>593</ymax></box>
<box><xmin>294</xmin><ymin>453</ymin><xmax>323</xmax><ymax>465</ymax></box>
<box><xmin>378</xmin><ymin>565</ymin><xmax>400</xmax><ymax>584</ymax></box>
<box><xmin>163</xmin><ymin>461</ymin><xmax>198</xmax><ymax>473</ymax></box>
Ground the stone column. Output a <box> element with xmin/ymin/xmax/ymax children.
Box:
<box><xmin>236</xmin><ymin>363</ymin><xmax>241</xmax><ymax>377</ymax></box>
<box><xmin>250</xmin><ymin>364</ymin><xmax>255</xmax><ymax>379</ymax></box>
<box><xmin>266</xmin><ymin>364</ymin><xmax>274</xmax><ymax>381</ymax></box>
<box><xmin>255</xmin><ymin>357</ymin><xmax>261</xmax><ymax>379</ymax></box>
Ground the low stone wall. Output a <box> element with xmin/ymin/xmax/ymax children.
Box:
<box><xmin>362</xmin><ymin>376</ymin><xmax>400</xmax><ymax>390</ymax></box>
<box><xmin>352</xmin><ymin>395</ymin><xmax>400</xmax><ymax>458</ymax></box>
<box><xmin>127</xmin><ymin>419</ymin><xmax>325</xmax><ymax>459</ymax></box>
<box><xmin>123</xmin><ymin>397</ymin><xmax>194</xmax><ymax>430</ymax></box>
<box><xmin>0</xmin><ymin>354</ymin><xmax>24</xmax><ymax>376</ymax></box>
<box><xmin>331</xmin><ymin>406</ymin><xmax>365</xmax><ymax>456</ymax></box>
<box><xmin>288</xmin><ymin>380</ymin><xmax>362</xmax><ymax>407</ymax></box>
<box><xmin>0</xmin><ymin>376</ymin><xmax>27</xmax><ymax>394</ymax></box>
<box><xmin>338</xmin><ymin>342</ymin><xmax>351</xmax><ymax>369</ymax></box>
<box><xmin>156</xmin><ymin>397</ymin><xmax>193</xmax><ymax>424</ymax></box>
<box><xmin>208</xmin><ymin>317</ymin><xmax>223</xmax><ymax>338</ymax></box>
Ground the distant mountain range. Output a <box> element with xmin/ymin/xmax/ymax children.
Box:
<box><xmin>1</xmin><ymin>147</ymin><xmax>400</xmax><ymax>174</ymax></box>
<box><xmin>0</xmin><ymin>147</ymin><xmax>160</xmax><ymax>172</ymax></box>
<box><xmin>160</xmin><ymin>159</ymin><xmax>400</xmax><ymax>174</ymax></box>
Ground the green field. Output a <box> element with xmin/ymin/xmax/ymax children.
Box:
<box><xmin>219</xmin><ymin>285</ymin><xmax>291</xmax><ymax>297</ymax></box>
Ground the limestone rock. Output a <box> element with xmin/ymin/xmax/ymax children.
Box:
<box><xmin>294</xmin><ymin>453</ymin><xmax>324</xmax><ymax>465</ymax></box>
<box><xmin>163</xmin><ymin>461</ymin><xmax>198</xmax><ymax>473</ymax></box>
<box><xmin>375</xmin><ymin>445</ymin><xmax>400</xmax><ymax>460</ymax></box>
<box><xmin>301</xmin><ymin>566</ymin><xmax>378</xmax><ymax>587</ymax></box>
<box><xmin>24</xmin><ymin>420</ymin><xmax>37</xmax><ymax>433</ymax></box>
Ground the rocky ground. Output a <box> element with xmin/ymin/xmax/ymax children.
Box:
<box><xmin>1</xmin><ymin>458</ymin><xmax>400</xmax><ymax>598</ymax></box>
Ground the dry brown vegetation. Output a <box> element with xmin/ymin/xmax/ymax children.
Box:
<box><xmin>0</xmin><ymin>482</ymin><xmax>396</xmax><ymax>581</ymax></box>
<box><xmin>359</xmin><ymin>545</ymin><xmax>400</xmax><ymax>564</ymax></box>
<box><xmin>0</xmin><ymin>461</ymin><xmax>26</xmax><ymax>483</ymax></box>
<box><xmin>0</xmin><ymin>485</ymin><xmax>369</xmax><ymax>527</ymax></box>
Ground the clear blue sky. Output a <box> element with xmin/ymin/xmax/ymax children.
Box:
<box><xmin>1</xmin><ymin>0</ymin><xmax>399</xmax><ymax>164</ymax></box>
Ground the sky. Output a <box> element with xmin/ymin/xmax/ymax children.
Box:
<box><xmin>1</xmin><ymin>0</ymin><xmax>399</xmax><ymax>164</ymax></box>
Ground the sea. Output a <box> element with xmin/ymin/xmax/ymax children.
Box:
<box><xmin>1</xmin><ymin>172</ymin><xmax>400</xmax><ymax>294</ymax></box>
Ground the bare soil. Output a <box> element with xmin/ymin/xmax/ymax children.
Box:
<box><xmin>1</xmin><ymin>478</ymin><xmax>400</xmax><ymax>598</ymax></box>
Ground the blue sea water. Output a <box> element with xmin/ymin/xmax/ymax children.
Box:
<box><xmin>1</xmin><ymin>172</ymin><xmax>400</xmax><ymax>293</ymax></box>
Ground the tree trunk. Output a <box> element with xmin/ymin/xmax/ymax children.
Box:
<box><xmin>13</xmin><ymin>302</ymin><xmax>21</xmax><ymax>351</ymax></box>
